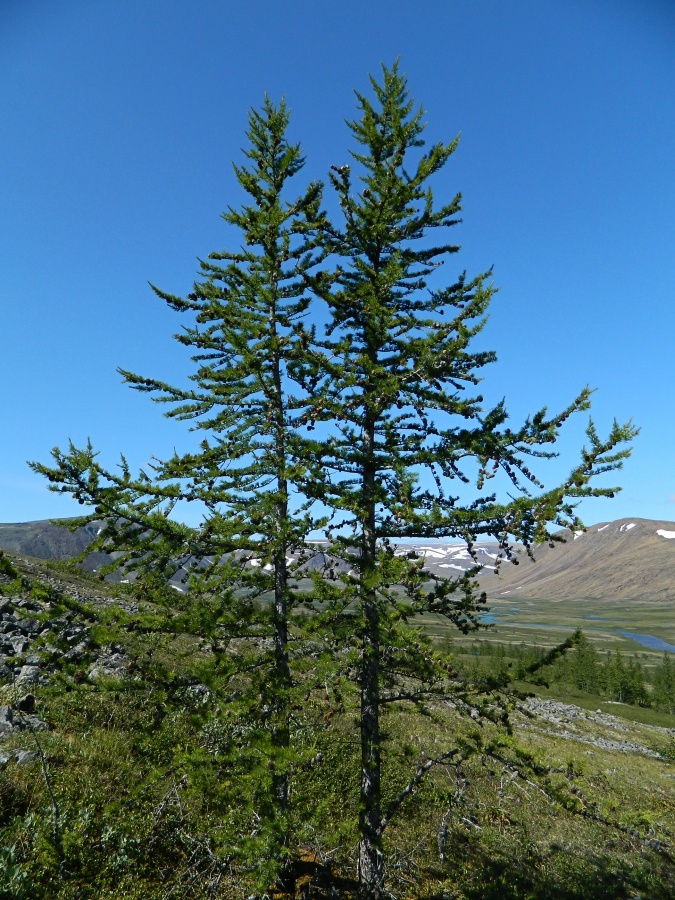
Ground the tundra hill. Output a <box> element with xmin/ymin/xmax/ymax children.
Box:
<box><xmin>484</xmin><ymin>517</ymin><xmax>675</xmax><ymax>603</ymax></box>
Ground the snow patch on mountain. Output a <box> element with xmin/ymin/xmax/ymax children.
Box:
<box><xmin>408</xmin><ymin>547</ymin><xmax>451</xmax><ymax>559</ymax></box>
<box><xmin>619</xmin><ymin>523</ymin><xmax>636</xmax><ymax>532</ymax></box>
<box><xmin>656</xmin><ymin>529</ymin><xmax>675</xmax><ymax>540</ymax></box>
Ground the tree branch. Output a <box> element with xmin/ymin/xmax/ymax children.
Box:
<box><xmin>378</xmin><ymin>747</ymin><xmax>462</xmax><ymax>836</ymax></box>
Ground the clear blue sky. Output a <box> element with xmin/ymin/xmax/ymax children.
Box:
<box><xmin>2</xmin><ymin>0</ymin><xmax>674</xmax><ymax>527</ymax></box>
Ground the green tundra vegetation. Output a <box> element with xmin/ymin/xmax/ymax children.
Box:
<box><xmin>0</xmin><ymin>556</ymin><xmax>673</xmax><ymax>900</ymax></box>
<box><xmin>19</xmin><ymin>63</ymin><xmax>668</xmax><ymax>899</ymax></box>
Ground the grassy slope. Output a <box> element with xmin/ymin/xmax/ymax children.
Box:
<box><xmin>0</xmin><ymin>553</ymin><xmax>673</xmax><ymax>899</ymax></box>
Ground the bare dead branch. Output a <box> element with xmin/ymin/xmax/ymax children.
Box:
<box><xmin>379</xmin><ymin>747</ymin><xmax>462</xmax><ymax>836</ymax></box>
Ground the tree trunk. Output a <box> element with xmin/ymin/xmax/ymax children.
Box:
<box><xmin>358</xmin><ymin>601</ymin><xmax>384</xmax><ymax>896</ymax></box>
<box><xmin>271</xmin><ymin>314</ymin><xmax>292</xmax><ymax>881</ymax></box>
<box><xmin>272</xmin><ymin>533</ymin><xmax>290</xmax><ymax>806</ymax></box>
<box><xmin>357</xmin><ymin>413</ymin><xmax>384</xmax><ymax>897</ymax></box>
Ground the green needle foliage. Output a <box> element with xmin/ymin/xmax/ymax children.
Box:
<box><xmin>303</xmin><ymin>62</ymin><xmax>638</xmax><ymax>897</ymax></box>
<box><xmin>29</xmin><ymin>65</ymin><xmax>639</xmax><ymax>900</ymax></box>
<box><xmin>30</xmin><ymin>97</ymin><xmax>330</xmax><ymax>890</ymax></box>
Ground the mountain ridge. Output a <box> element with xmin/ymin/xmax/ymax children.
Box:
<box><xmin>1</xmin><ymin>516</ymin><xmax>673</xmax><ymax>603</ymax></box>
<box><xmin>481</xmin><ymin>516</ymin><xmax>675</xmax><ymax>603</ymax></box>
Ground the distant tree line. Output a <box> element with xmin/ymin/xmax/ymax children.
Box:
<box><xmin>453</xmin><ymin>635</ymin><xmax>675</xmax><ymax>712</ymax></box>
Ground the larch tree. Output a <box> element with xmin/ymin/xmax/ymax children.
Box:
<box><xmin>29</xmin><ymin>68</ymin><xmax>637</xmax><ymax>900</ymax></box>
<box><xmin>30</xmin><ymin>97</ymin><xmax>329</xmax><ymax>890</ymax></box>
<box><xmin>305</xmin><ymin>63</ymin><xmax>636</xmax><ymax>897</ymax></box>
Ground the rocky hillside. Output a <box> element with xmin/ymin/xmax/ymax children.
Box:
<box><xmin>0</xmin><ymin>554</ymin><xmax>133</xmax><ymax>690</ymax></box>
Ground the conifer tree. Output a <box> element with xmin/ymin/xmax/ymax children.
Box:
<box><xmin>565</xmin><ymin>632</ymin><xmax>601</xmax><ymax>693</ymax></box>
<box><xmin>625</xmin><ymin>657</ymin><xmax>650</xmax><ymax>707</ymax></box>
<box><xmin>307</xmin><ymin>63</ymin><xmax>636</xmax><ymax>896</ymax></box>
<box><xmin>604</xmin><ymin>649</ymin><xmax>634</xmax><ymax>702</ymax></box>
<box><xmin>653</xmin><ymin>652</ymin><xmax>675</xmax><ymax>713</ymax></box>
<box><xmin>30</xmin><ymin>97</ymin><xmax>327</xmax><ymax>889</ymax></box>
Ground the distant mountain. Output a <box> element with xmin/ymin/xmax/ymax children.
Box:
<box><xmin>1</xmin><ymin>516</ymin><xmax>673</xmax><ymax>603</ymax></box>
<box><xmin>480</xmin><ymin>518</ymin><xmax>675</xmax><ymax>603</ymax></box>
<box><xmin>0</xmin><ymin>519</ymin><xmax>500</xmax><ymax>575</ymax></box>
<box><xmin>390</xmin><ymin>541</ymin><xmax>501</xmax><ymax>576</ymax></box>
<box><xmin>0</xmin><ymin>518</ymin><xmax>105</xmax><ymax>561</ymax></box>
